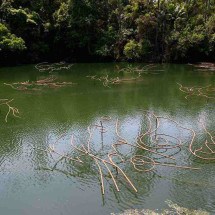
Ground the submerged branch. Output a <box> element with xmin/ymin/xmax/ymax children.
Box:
<box><xmin>4</xmin><ymin>76</ymin><xmax>76</xmax><ymax>91</ymax></box>
<box><xmin>0</xmin><ymin>99</ymin><xmax>20</xmax><ymax>122</ymax></box>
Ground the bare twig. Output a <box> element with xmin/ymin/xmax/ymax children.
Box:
<box><xmin>0</xmin><ymin>99</ymin><xmax>20</xmax><ymax>122</ymax></box>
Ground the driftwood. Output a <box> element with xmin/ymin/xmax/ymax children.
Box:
<box><xmin>86</xmin><ymin>74</ymin><xmax>143</xmax><ymax>88</ymax></box>
<box><xmin>116</xmin><ymin>64</ymin><xmax>163</xmax><ymax>74</ymax></box>
<box><xmin>0</xmin><ymin>99</ymin><xmax>20</xmax><ymax>122</ymax></box>
<box><xmin>190</xmin><ymin>62</ymin><xmax>215</xmax><ymax>71</ymax></box>
<box><xmin>4</xmin><ymin>76</ymin><xmax>76</xmax><ymax>91</ymax></box>
<box><xmin>34</xmin><ymin>112</ymin><xmax>204</xmax><ymax>195</ymax></box>
<box><xmin>35</xmin><ymin>62</ymin><xmax>73</xmax><ymax>73</ymax></box>
<box><xmin>189</xmin><ymin>121</ymin><xmax>215</xmax><ymax>160</ymax></box>
<box><xmin>177</xmin><ymin>83</ymin><xmax>215</xmax><ymax>100</ymax></box>
<box><xmin>86</xmin><ymin>64</ymin><xmax>162</xmax><ymax>88</ymax></box>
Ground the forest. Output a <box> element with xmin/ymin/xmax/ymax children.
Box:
<box><xmin>0</xmin><ymin>0</ymin><xmax>215</xmax><ymax>65</ymax></box>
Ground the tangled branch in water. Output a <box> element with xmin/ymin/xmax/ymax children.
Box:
<box><xmin>4</xmin><ymin>76</ymin><xmax>76</xmax><ymax>91</ymax></box>
<box><xmin>189</xmin><ymin>121</ymin><xmax>215</xmax><ymax>161</ymax></box>
<box><xmin>177</xmin><ymin>83</ymin><xmax>215</xmax><ymax>100</ymax></box>
<box><xmin>86</xmin><ymin>74</ymin><xmax>143</xmax><ymax>88</ymax></box>
<box><xmin>116</xmin><ymin>64</ymin><xmax>163</xmax><ymax>74</ymax></box>
<box><xmin>34</xmin><ymin>111</ymin><xmax>203</xmax><ymax>195</ymax></box>
<box><xmin>35</xmin><ymin>62</ymin><xmax>73</xmax><ymax>73</ymax></box>
<box><xmin>190</xmin><ymin>62</ymin><xmax>215</xmax><ymax>72</ymax></box>
<box><xmin>0</xmin><ymin>99</ymin><xmax>20</xmax><ymax>122</ymax></box>
<box><xmin>86</xmin><ymin>64</ymin><xmax>163</xmax><ymax>88</ymax></box>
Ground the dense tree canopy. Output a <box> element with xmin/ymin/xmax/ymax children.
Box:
<box><xmin>0</xmin><ymin>0</ymin><xmax>215</xmax><ymax>64</ymax></box>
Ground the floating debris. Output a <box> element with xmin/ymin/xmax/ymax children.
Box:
<box><xmin>4</xmin><ymin>76</ymin><xmax>76</xmax><ymax>91</ymax></box>
<box><xmin>87</xmin><ymin>64</ymin><xmax>162</xmax><ymax>88</ymax></box>
<box><xmin>34</xmin><ymin>112</ymin><xmax>203</xmax><ymax>195</ymax></box>
<box><xmin>177</xmin><ymin>83</ymin><xmax>215</xmax><ymax>100</ymax></box>
<box><xmin>111</xmin><ymin>200</ymin><xmax>210</xmax><ymax>215</ymax></box>
<box><xmin>0</xmin><ymin>99</ymin><xmax>20</xmax><ymax>122</ymax></box>
<box><xmin>35</xmin><ymin>62</ymin><xmax>73</xmax><ymax>73</ymax></box>
<box><xmin>116</xmin><ymin>64</ymin><xmax>163</xmax><ymax>74</ymax></box>
<box><xmin>190</xmin><ymin>62</ymin><xmax>215</xmax><ymax>72</ymax></box>
<box><xmin>86</xmin><ymin>74</ymin><xmax>143</xmax><ymax>88</ymax></box>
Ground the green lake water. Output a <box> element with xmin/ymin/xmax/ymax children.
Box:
<box><xmin>0</xmin><ymin>63</ymin><xmax>214</xmax><ymax>215</ymax></box>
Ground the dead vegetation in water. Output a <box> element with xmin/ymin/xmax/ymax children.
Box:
<box><xmin>116</xmin><ymin>64</ymin><xmax>163</xmax><ymax>75</ymax></box>
<box><xmin>0</xmin><ymin>99</ymin><xmax>20</xmax><ymax>122</ymax></box>
<box><xmin>4</xmin><ymin>76</ymin><xmax>76</xmax><ymax>91</ymax></box>
<box><xmin>189</xmin><ymin>121</ymin><xmax>215</xmax><ymax>161</ymax></box>
<box><xmin>86</xmin><ymin>64</ymin><xmax>162</xmax><ymax>88</ymax></box>
<box><xmin>34</xmin><ymin>111</ymin><xmax>206</xmax><ymax>195</ymax></box>
<box><xmin>35</xmin><ymin>62</ymin><xmax>73</xmax><ymax>73</ymax></box>
<box><xmin>111</xmin><ymin>200</ymin><xmax>210</xmax><ymax>215</ymax></box>
<box><xmin>86</xmin><ymin>74</ymin><xmax>143</xmax><ymax>88</ymax></box>
<box><xmin>177</xmin><ymin>83</ymin><xmax>215</xmax><ymax>100</ymax></box>
<box><xmin>189</xmin><ymin>62</ymin><xmax>215</xmax><ymax>72</ymax></box>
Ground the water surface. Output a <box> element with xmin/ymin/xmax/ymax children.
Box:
<box><xmin>0</xmin><ymin>63</ymin><xmax>214</xmax><ymax>215</ymax></box>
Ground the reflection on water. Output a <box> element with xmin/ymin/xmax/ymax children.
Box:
<box><xmin>0</xmin><ymin>63</ymin><xmax>214</xmax><ymax>215</ymax></box>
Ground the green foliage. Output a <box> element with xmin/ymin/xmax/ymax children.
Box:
<box><xmin>53</xmin><ymin>2</ymin><xmax>70</xmax><ymax>27</ymax></box>
<box><xmin>9</xmin><ymin>8</ymin><xmax>40</xmax><ymax>25</ymax></box>
<box><xmin>0</xmin><ymin>23</ymin><xmax>26</xmax><ymax>51</ymax></box>
<box><xmin>123</xmin><ymin>39</ymin><xmax>142</xmax><ymax>59</ymax></box>
<box><xmin>95</xmin><ymin>26</ymin><xmax>117</xmax><ymax>57</ymax></box>
<box><xmin>0</xmin><ymin>0</ymin><xmax>215</xmax><ymax>63</ymax></box>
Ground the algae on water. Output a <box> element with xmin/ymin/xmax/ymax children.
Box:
<box><xmin>111</xmin><ymin>200</ymin><xmax>210</xmax><ymax>215</ymax></box>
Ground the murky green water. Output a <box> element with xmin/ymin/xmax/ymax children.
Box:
<box><xmin>0</xmin><ymin>63</ymin><xmax>214</xmax><ymax>215</ymax></box>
